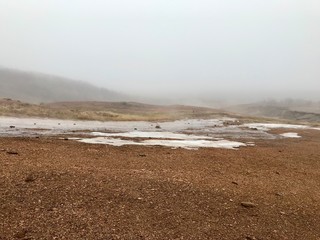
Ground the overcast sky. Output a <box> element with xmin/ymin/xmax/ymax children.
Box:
<box><xmin>0</xmin><ymin>0</ymin><xmax>319</xmax><ymax>101</ymax></box>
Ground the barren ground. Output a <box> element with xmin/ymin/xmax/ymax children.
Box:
<box><xmin>1</xmin><ymin>128</ymin><xmax>320</xmax><ymax>240</ymax></box>
<box><xmin>0</xmin><ymin>99</ymin><xmax>231</xmax><ymax>122</ymax></box>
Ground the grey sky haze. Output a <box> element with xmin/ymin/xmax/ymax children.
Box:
<box><xmin>0</xmin><ymin>0</ymin><xmax>319</xmax><ymax>101</ymax></box>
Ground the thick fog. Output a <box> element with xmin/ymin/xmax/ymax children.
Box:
<box><xmin>0</xmin><ymin>0</ymin><xmax>319</xmax><ymax>102</ymax></box>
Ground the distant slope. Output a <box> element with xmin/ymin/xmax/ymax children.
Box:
<box><xmin>0</xmin><ymin>98</ymin><xmax>234</xmax><ymax>121</ymax></box>
<box><xmin>0</xmin><ymin>67</ymin><xmax>126</xmax><ymax>103</ymax></box>
<box><xmin>225</xmin><ymin>101</ymin><xmax>320</xmax><ymax>123</ymax></box>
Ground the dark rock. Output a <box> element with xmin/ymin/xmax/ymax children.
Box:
<box><xmin>9</xmin><ymin>125</ymin><xmax>15</xmax><ymax>129</ymax></box>
<box><xmin>48</xmin><ymin>207</ymin><xmax>58</xmax><ymax>212</ymax></box>
<box><xmin>139</xmin><ymin>154</ymin><xmax>147</xmax><ymax>157</ymax></box>
<box><xmin>275</xmin><ymin>192</ymin><xmax>284</xmax><ymax>197</ymax></box>
<box><xmin>25</xmin><ymin>174</ymin><xmax>36</xmax><ymax>183</ymax></box>
<box><xmin>6</xmin><ymin>150</ymin><xmax>18</xmax><ymax>155</ymax></box>
<box><xmin>14</xmin><ymin>229</ymin><xmax>28</xmax><ymax>239</ymax></box>
<box><xmin>241</xmin><ymin>202</ymin><xmax>257</xmax><ymax>208</ymax></box>
<box><xmin>245</xmin><ymin>236</ymin><xmax>256</xmax><ymax>240</ymax></box>
<box><xmin>232</xmin><ymin>181</ymin><xmax>239</xmax><ymax>185</ymax></box>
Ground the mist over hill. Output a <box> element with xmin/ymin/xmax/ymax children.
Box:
<box><xmin>0</xmin><ymin>67</ymin><xmax>127</xmax><ymax>103</ymax></box>
<box><xmin>225</xmin><ymin>99</ymin><xmax>320</xmax><ymax>123</ymax></box>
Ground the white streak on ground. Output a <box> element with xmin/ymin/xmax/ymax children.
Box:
<box><xmin>90</xmin><ymin>131</ymin><xmax>213</xmax><ymax>140</ymax></box>
<box><xmin>78</xmin><ymin>137</ymin><xmax>246</xmax><ymax>150</ymax></box>
<box><xmin>280</xmin><ymin>132</ymin><xmax>301</xmax><ymax>138</ymax></box>
<box><xmin>243</xmin><ymin>123</ymin><xmax>320</xmax><ymax>131</ymax></box>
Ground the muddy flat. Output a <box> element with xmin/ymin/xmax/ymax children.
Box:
<box><xmin>1</xmin><ymin>128</ymin><xmax>320</xmax><ymax>240</ymax></box>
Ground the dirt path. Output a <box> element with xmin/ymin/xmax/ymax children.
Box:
<box><xmin>1</xmin><ymin>129</ymin><xmax>320</xmax><ymax>239</ymax></box>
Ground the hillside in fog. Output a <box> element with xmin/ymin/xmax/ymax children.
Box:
<box><xmin>0</xmin><ymin>67</ymin><xmax>126</xmax><ymax>103</ymax></box>
<box><xmin>225</xmin><ymin>99</ymin><xmax>320</xmax><ymax>123</ymax></box>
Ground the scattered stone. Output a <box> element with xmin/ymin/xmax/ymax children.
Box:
<box><xmin>9</xmin><ymin>125</ymin><xmax>15</xmax><ymax>129</ymax></box>
<box><xmin>6</xmin><ymin>150</ymin><xmax>18</xmax><ymax>155</ymax></box>
<box><xmin>241</xmin><ymin>202</ymin><xmax>257</xmax><ymax>208</ymax></box>
<box><xmin>25</xmin><ymin>174</ymin><xmax>36</xmax><ymax>183</ymax></box>
<box><xmin>134</xmin><ymin>128</ymin><xmax>138</xmax><ymax>130</ymax></box>
<box><xmin>275</xmin><ymin>171</ymin><xmax>280</xmax><ymax>175</ymax></box>
<box><xmin>232</xmin><ymin>181</ymin><xmax>239</xmax><ymax>185</ymax></box>
<box><xmin>64</xmin><ymin>138</ymin><xmax>69</xmax><ymax>141</ymax></box>
<box><xmin>139</xmin><ymin>154</ymin><xmax>147</xmax><ymax>157</ymax></box>
<box><xmin>34</xmin><ymin>123</ymin><xmax>37</xmax><ymax>125</ymax></box>
<box><xmin>275</xmin><ymin>192</ymin><xmax>284</xmax><ymax>197</ymax></box>
<box><xmin>155</xmin><ymin>125</ymin><xmax>161</xmax><ymax>129</ymax></box>
<box><xmin>48</xmin><ymin>207</ymin><xmax>58</xmax><ymax>212</ymax></box>
<box><xmin>245</xmin><ymin>236</ymin><xmax>256</xmax><ymax>240</ymax></box>
<box><xmin>14</xmin><ymin>229</ymin><xmax>28</xmax><ymax>239</ymax></box>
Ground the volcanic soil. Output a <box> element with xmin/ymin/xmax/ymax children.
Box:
<box><xmin>1</xmin><ymin>129</ymin><xmax>320</xmax><ymax>239</ymax></box>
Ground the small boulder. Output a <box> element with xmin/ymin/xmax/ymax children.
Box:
<box><xmin>241</xmin><ymin>202</ymin><xmax>257</xmax><ymax>208</ymax></box>
<box><xmin>14</xmin><ymin>229</ymin><xmax>28</xmax><ymax>239</ymax></box>
<box><xmin>25</xmin><ymin>174</ymin><xmax>36</xmax><ymax>183</ymax></box>
<box><xmin>6</xmin><ymin>150</ymin><xmax>18</xmax><ymax>155</ymax></box>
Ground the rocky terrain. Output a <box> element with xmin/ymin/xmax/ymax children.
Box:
<box><xmin>1</xmin><ymin>97</ymin><xmax>320</xmax><ymax>239</ymax></box>
<box><xmin>1</xmin><ymin>127</ymin><xmax>320</xmax><ymax>239</ymax></box>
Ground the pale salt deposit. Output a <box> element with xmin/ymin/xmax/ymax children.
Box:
<box><xmin>90</xmin><ymin>131</ymin><xmax>213</xmax><ymax>140</ymax></box>
<box><xmin>280</xmin><ymin>132</ymin><xmax>301</xmax><ymax>138</ymax></box>
<box><xmin>0</xmin><ymin>117</ymin><xmax>227</xmax><ymax>136</ymax></box>
<box><xmin>78</xmin><ymin>136</ymin><xmax>246</xmax><ymax>150</ymax></box>
<box><xmin>244</xmin><ymin>123</ymin><xmax>320</xmax><ymax>131</ymax></box>
<box><xmin>1</xmin><ymin>116</ymin><xmax>318</xmax><ymax>150</ymax></box>
<box><xmin>78</xmin><ymin>130</ymin><xmax>246</xmax><ymax>150</ymax></box>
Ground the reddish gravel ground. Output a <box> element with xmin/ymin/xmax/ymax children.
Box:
<box><xmin>1</xmin><ymin>129</ymin><xmax>320</xmax><ymax>240</ymax></box>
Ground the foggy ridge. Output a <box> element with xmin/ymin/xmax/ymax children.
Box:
<box><xmin>225</xmin><ymin>99</ymin><xmax>320</xmax><ymax>123</ymax></box>
<box><xmin>0</xmin><ymin>67</ymin><xmax>127</xmax><ymax>103</ymax></box>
